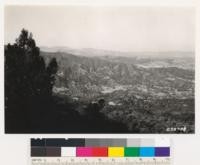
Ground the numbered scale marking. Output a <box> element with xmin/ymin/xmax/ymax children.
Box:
<box><xmin>31</xmin><ymin>157</ymin><xmax>170</xmax><ymax>165</ymax></box>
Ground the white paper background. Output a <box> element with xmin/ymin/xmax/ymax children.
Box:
<box><xmin>0</xmin><ymin>0</ymin><xmax>200</xmax><ymax>164</ymax></box>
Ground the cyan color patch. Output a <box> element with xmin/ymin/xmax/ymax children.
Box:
<box><xmin>139</xmin><ymin>147</ymin><xmax>155</xmax><ymax>157</ymax></box>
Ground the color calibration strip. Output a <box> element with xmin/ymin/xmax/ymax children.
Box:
<box><xmin>31</xmin><ymin>138</ymin><xmax>170</xmax><ymax>157</ymax></box>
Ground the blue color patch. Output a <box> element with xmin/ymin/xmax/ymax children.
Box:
<box><xmin>140</xmin><ymin>147</ymin><xmax>155</xmax><ymax>157</ymax></box>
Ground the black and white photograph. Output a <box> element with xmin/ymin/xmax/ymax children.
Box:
<box><xmin>4</xmin><ymin>5</ymin><xmax>195</xmax><ymax>133</ymax></box>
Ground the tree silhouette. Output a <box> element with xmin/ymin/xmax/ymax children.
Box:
<box><xmin>46</xmin><ymin>58</ymin><xmax>58</xmax><ymax>95</ymax></box>
<box><xmin>5</xmin><ymin>29</ymin><xmax>58</xmax><ymax>132</ymax></box>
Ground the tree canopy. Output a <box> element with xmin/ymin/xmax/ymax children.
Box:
<box><xmin>5</xmin><ymin>29</ymin><xmax>58</xmax><ymax>132</ymax></box>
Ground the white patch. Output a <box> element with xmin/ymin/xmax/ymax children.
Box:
<box><xmin>108</xmin><ymin>101</ymin><xmax>116</xmax><ymax>106</ymax></box>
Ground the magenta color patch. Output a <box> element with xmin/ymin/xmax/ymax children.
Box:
<box><xmin>76</xmin><ymin>147</ymin><xmax>93</xmax><ymax>157</ymax></box>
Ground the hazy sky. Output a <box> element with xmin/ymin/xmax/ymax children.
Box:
<box><xmin>5</xmin><ymin>6</ymin><xmax>195</xmax><ymax>52</ymax></box>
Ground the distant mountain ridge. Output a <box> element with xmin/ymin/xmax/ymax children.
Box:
<box><xmin>40</xmin><ymin>46</ymin><xmax>194</xmax><ymax>58</ymax></box>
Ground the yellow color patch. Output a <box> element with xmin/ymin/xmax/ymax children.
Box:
<box><xmin>108</xmin><ymin>147</ymin><xmax>124</xmax><ymax>157</ymax></box>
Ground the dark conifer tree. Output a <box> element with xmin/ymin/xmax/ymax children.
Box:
<box><xmin>5</xmin><ymin>29</ymin><xmax>58</xmax><ymax>132</ymax></box>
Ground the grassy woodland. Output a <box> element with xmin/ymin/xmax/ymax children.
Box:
<box><xmin>5</xmin><ymin>29</ymin><xmax>194</xmax><ymax>133</ymax></box>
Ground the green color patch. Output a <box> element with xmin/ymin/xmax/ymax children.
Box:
<box><xmin>124</xmin><ymin>147</ymin><xmax>140</xmax><ymax>157</ymax></box>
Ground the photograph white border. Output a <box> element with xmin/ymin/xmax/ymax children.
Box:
<box><xmin>0</xmin><ymin>0</ymin><xmax>200</xmax><ymax>164</ymax></box>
